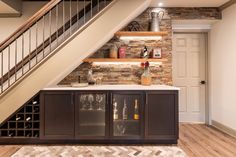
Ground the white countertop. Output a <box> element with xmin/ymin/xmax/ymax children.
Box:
<box><xmin>43</xmin><ymin>85</ymin><xmax>180</xmax><ymax>91</ymax></box>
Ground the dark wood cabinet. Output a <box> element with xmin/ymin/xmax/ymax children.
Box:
<box><xmin>40</xmin><ymin>89</ymin><xmax>178</xmax><ymax>144</ymax></box>
<box><xmin>40</xmin><ymin>91</ymin><xmax>75</xmax><ymax>139</ymax></box>
<box><xmin>145</xmin><ymin>91</ymin><xmax>178</xmax><ymax>141</ymax></box>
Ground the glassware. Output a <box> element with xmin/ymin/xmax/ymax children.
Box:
<box><xmin>141</xmin><ymin>66</ymin><xmax>151</xmax><ymax>86</ymax></box>
<box><xmin>117</xmin><ymin>124</ymin><xmax>126</xmax><ymax>135</ymax></box>
<box><xmin>88</xmin><ymin>94</ymin><xmax>94</xmax><ymax>110</ymax></box>
<box><xmin>80</xmin><ymin>95</ymin><xmax>87</xmax><ymax>110</ymax></box>
<box><xmin>96</xmin><ymin>94</ymin><xmax>104</xmax><ymax>110</ymax></box>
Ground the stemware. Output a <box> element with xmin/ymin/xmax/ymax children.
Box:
<box><xmin>80</xmin><ymin>95</ymin><xmax>87</xmax><ymax>110</ymax></box>
<box><xmin>96</xmin><ymin>94</ymin><xmax>104</xmax><ymax>110</ymax></box>
<box><xmin>116</xmin><ymin>124</ymin><xmax>126</xmax><ymax>135</ymax></box>
<box><xmin>88</xmin><ymin>94</ymin><xmax>94</xmax><ymax>110</ymax></box>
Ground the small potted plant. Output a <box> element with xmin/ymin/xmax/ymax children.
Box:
<box><xmin>141</xmin><ymin>61</ymin><xmax>151</xmax><ymax>86</ymax></box>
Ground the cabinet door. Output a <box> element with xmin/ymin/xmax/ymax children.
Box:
<box><xmin>40</xmin><ymin>91</ymin><xmax>74</xmax><ymax>139</ymax></box>
<box><xmin>75</xmin><ymin>91</ymin><xmax>108</xmax><ymax>139</ymax></box>
<box><xmin>111</xmin><ymin>91</ymin><xmax>144</xmax><ymax>139</ymax></box>
<box><xmin>145</xmin><ymin>91</ymin><xmax>178</xmax><ymax>140</ymax></box>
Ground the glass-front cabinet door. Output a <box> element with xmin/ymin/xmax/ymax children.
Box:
<box><xmin>75</xmin><ymin>92</ymin><xmax>108</xmax><ymax>139</ymax></box>
<box><xmin>111</xmin><ymin>91</ymin><xmax>144</xmax><ymax>139</ymax></box>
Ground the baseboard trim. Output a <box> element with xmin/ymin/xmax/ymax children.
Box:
<box><xmin>212</xmin><ymin>120</ymin><xmax>236</xmax><ymax>138</ymax></box>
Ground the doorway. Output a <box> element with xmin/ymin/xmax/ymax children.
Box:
<box><xmin>173</xmin><ymin>33</ymin><xmax>207</xmax><ymax>123</ymax></box>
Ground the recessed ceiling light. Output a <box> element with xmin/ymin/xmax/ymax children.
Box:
<box><xmin>158</xmin><ymin>2</ymin><xmax>164</xmax><ymax>7</ymax></box>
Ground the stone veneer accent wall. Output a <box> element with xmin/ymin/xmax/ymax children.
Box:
<box><xmin>59</xmin><ymin>7</ymin><xmax>221</xmax><ymax>85</ymax></box>
<box><xmin>166</xmin><ymin>7</ymin><xmax>221</xmax><ymax>20</ymax></box>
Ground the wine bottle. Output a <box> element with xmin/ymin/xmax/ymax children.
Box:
<box><xmin>34</xmin><ymin>133</ymin><xmax>39</xmax><ymax>137</ymax></box>
<box><xmin>113</xmin><ymin>100</ymin><xmax>118</xmax><ymax>120</ymax></box>
<box><xmin>33</xmin><ymin>107</ymin><xmax>39</xmax><ymax>113</ymax></box>
<box><xmin>26</xmin><ymin>132</ymin><xmax>32</xmax><ymax>137</ymax></box>
<box><xmin>8</xmin><ymin>132</ymin><xmax>14</xmax><ymax>137</ymax></box>
<box><xmin>123</xmin><ymin>99</ymin><xmax>128</xmax><ymax>120</ymax></box>
<box><xmin>32</xmin><ymin>101</ymin><xmax>38</xmax><ymax>105</ymax></box>
<box><xmin>140</xmin><ymin>46</ymin><xmax>148</xmax><ymax>58</ymax></box>
<box><xmin>16</xmin><ymin>116</ymin><xmax>21</xmax><ymax>121</ymax></box>
<box><xmin>26</xmin><ymin>117</ymin><xmax>31</xmax><ymax>121</ymax></box>
<box><xmin>134</xmin><ymin>99</ymin><xmax>139</xmax><ymax>120</ymax></box>
<box><xmin>25</xmin><ymin>123</ymin><xmax>32</xmax><ymax>129</ymax></box>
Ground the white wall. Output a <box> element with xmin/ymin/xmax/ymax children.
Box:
<box><xmin>210</xmin><ymin>4</ymin><xmax>236</xmax><ymax>130</ymax></box>
<box><xmin>0</xmin><ymin>1</ymin><xmax>47</xmax><ymax>43</ymax></box>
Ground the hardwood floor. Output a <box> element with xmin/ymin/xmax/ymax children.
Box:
<box><xmin>179</xmin><ymin>123</ymin><xmax>236</xmax><ymax>157</ymax></box>
<box><xmin>0</xmin><ymin>124</ymin><xmax>236</xmax><ymax>157</ymax></box>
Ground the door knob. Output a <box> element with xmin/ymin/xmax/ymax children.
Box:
<box><xmin>200</xmin><ymin>80</ymin><xmax>206</xmax><ymax>85</ymax></box>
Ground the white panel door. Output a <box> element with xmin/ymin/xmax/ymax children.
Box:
<box><xmin>173</xmin><ymin>33</ymin><xmax>206</xmax><ymax>122</ymax></box>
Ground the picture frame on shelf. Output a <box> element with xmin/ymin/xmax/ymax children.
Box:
<box><xmin>152</xmin><ymin>48</ymin><xmax>162</xmax><ymax>59</ymax></box>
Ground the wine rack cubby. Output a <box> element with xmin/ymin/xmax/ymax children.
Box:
<box><xmin>0</xmin><ymin>94</ymin><xmax>40</xmax><ymax>138</ymax></box>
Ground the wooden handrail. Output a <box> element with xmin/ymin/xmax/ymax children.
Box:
<box><xmin>0</xmin><ymin>0</ymin><xmax>107</xmax><ymax>86</ymax></box>
<box><xmin>0</xmin><ymin>0</ymin><xmax>61</xmax><ymax>52</ymax></box>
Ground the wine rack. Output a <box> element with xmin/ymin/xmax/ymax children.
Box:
<box><xmin>0</xmin><ymin>94</ymin><xmax>40</xmax><ymax>138</ymax></box>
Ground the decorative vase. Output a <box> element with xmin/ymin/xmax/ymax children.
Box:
<box><xmin>150</xmin><ymin>11</ymin><xmax>164</xmax><ymax>32</ymax></box>
<box><xmin>141</xmin><ymin>67</ymin><xmax>151</xmax><ymax>86</ymax></box>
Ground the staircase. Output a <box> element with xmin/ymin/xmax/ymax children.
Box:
<box><xmin>0</xmin><ymin>0</ymin><xmax>151</xmax><ymax>124</ymax></box>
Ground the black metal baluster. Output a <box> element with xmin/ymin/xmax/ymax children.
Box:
<box><xmin>49</xmin><ymin>10</ymin><xmax>52</xmax><ymax>53</ymax></box>
<box><xmin>56</xmin><ymin>4</ymin><xmax>59</xmax><ymax>46</ymax></box>
<box><xmin>1</xmin><ymin>51</ymin><xmax>3</xmax><ymax>92</ymax></box>
<box><xmin>29</xmin><ymin>29</ymin><xmax>31</xmax><ymax>69</ymax></box>
<box><xmin>22</xmin><ymin>34</ymin><xmax>24</xmax><ymax>75</ymax></box>
<box><xmin>43</xmin><ymin>16</ymin><xmax>45</xmax><ymax>58</ymax></box>
<box><xmin>36</xmin><ymin>21</ymin><xmax>38</xmax><ymax>63</ymax></box>
<box><xmin>15</xmin><ymin>40</ymin><xmax>17</xmax><ymax>81</ymax></box>
<box><xmin>70</xmin><ymin>0</ymin><xmax>72</xmax><ymax>35</ymax></box>
<box><xmin>8</xmin><ymin>46</ymin><xmax>10</xmax><ymax>87</ymax></box>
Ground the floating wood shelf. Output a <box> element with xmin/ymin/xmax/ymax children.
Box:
<box><xmin>115</xmin><ymin>31</ymin><xmax>168</xmax><ymax>37</ymax></box>
<box><xmin>83</xmin><ymin>58</ymin><xmax>167</xmax><ymax>63</ymax></box>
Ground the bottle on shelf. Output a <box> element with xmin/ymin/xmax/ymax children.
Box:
<box><xmin>8</xmin><ymin>132</ymin><xmax>14</xmax><ymax>137</ymax></box>
<box><xmin>33</xmin><ymin>107</ymin><xmax>39</xmax><ymax>113</ymax></box>
<box><xmin>26</xmin><ymin>116</ymin><xmax>31</xmax><ymax>121</ymax></box>
<box><xmin>122</xmin><ymin>99</ymin><xmax>128</xmax><ymax>120</ymax></box>
<box><xmin>118</xmin><ymin>46</ymin><xmax>126</xmax><ymax>58</ymax></box>
<box><xmin>113</xmin><ymin>99</ymin><xmax>118</xmax><ymax>120</ymax></box>
<box><xmin>32</xmin><ymin>100</ymin><xmax>38</xmax><ymax>105</ymax></box>
<box><xmin>140</xmin><ymin>46</ymin><xmax>149</xmax><ymax>58</ymax></box>
<box><xmin>134</xmin><ymin>99</ymin><xmax>139</xmax><ymax>120</ymax></box>
<box><xmin>25</xmin><ymin>123</ymin><xmax>32</xmax><ymax>129</ymax></box>
<box><xmin>109</xmin><ymin>44</ymin><xmax>118</xmax><ymax>58</ymax></box>
<box><xmin>16</xmin><ymin>116</ymin><xmax>21</xmax><ymax>121</ymax></box>
<box><xmin>34</xmin><ymin>133</ymin><xmax>39</xmax><ymax>138</ymax></box>
<box><xmin>26</xmin><ymin>132</ymin><xmax>32</xmax><ymax>137</ymax></box>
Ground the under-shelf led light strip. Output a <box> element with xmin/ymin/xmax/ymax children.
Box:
<box><xmin>92</xmin><ymin>62</ymin><xmax>162</xmax><ymax>66</ymax></box>
<box><xmin>119</xmin><ymin>36</ymin><xmax>162</xmax><ymax>41</ymax></box>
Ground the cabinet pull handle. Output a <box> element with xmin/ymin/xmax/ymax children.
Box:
<box><xmin>71</xmin><ymin>93</ymin><xmax>74</xmax><ymax>105</ymax></box>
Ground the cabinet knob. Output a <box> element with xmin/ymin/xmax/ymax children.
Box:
<box><xmin>200</xmin><ymin>80</ymin><xmax>206</xmax><ymax>85</ymax></box>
